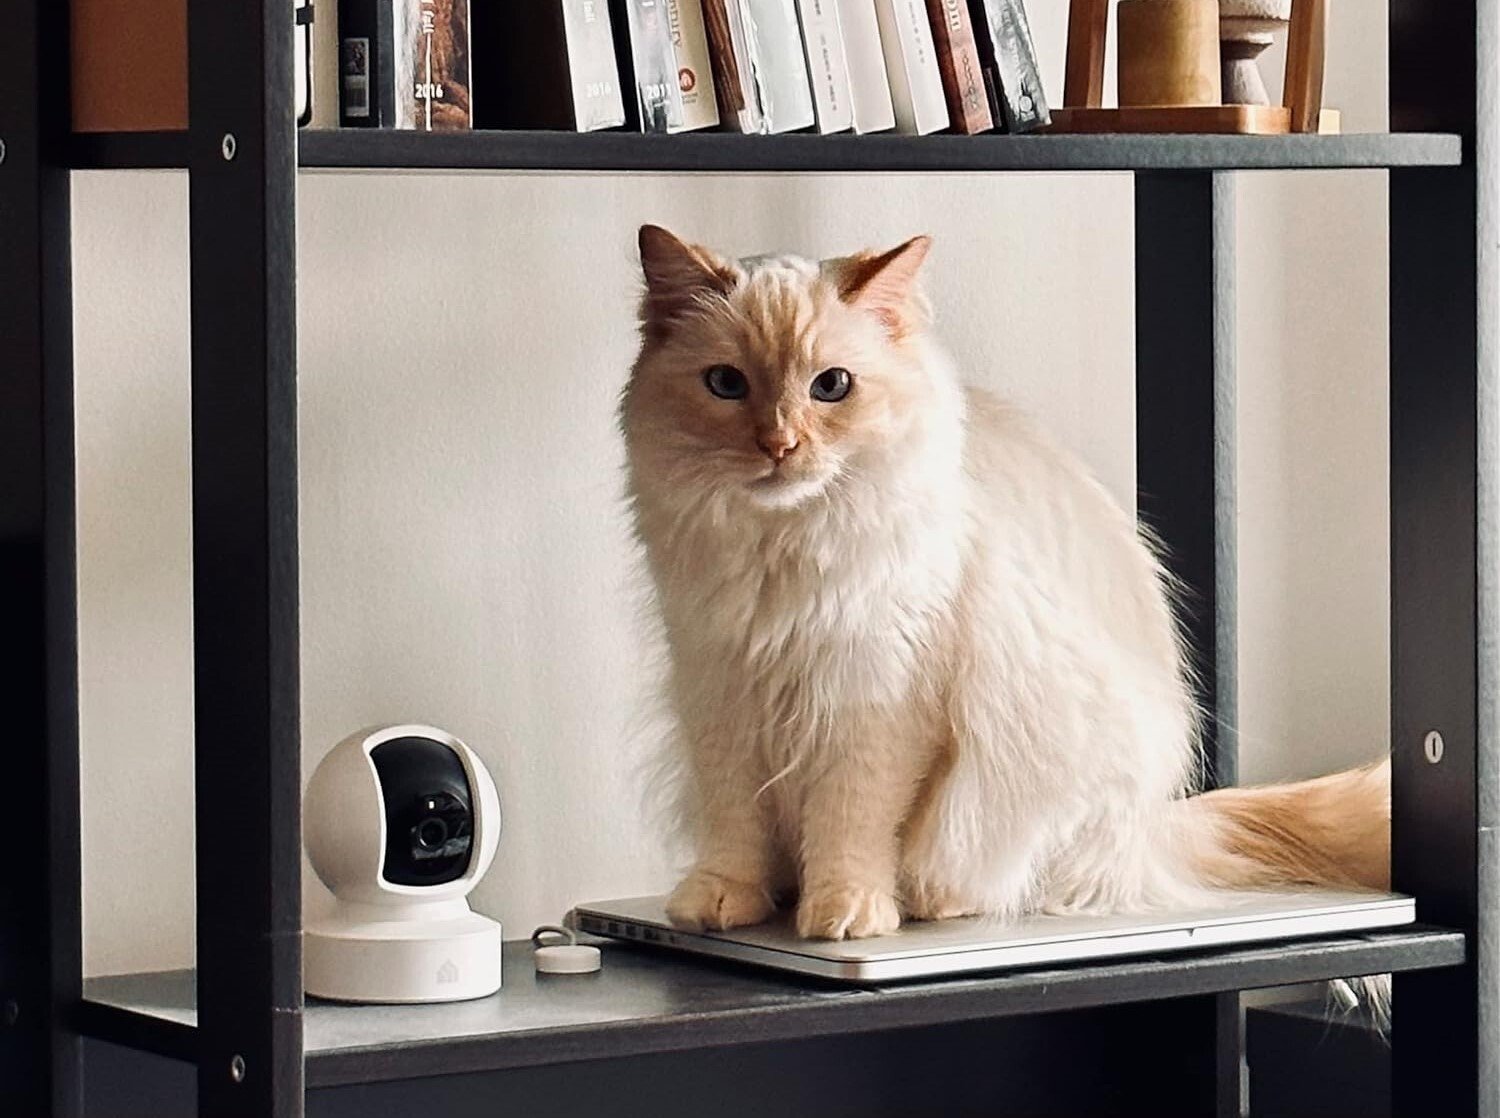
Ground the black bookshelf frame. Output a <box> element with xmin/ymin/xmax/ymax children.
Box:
<box><xmin>2</xmin><ymin>0</ymin><xmax>1494</xmax><ymax>1115</ymax></box>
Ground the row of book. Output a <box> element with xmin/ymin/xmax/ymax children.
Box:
<box><xmin>336</xmin><ymin>0</ymin><xmax>1049</xmax><ymax>137</ymax></box>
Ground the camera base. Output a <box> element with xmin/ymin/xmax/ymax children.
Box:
<box><xmin>306</xmin><ymin>901</ymin><xmax>503</xmax><ymax>1003</ymax></box>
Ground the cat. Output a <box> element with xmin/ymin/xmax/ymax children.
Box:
<box><xmin>620</xmin><ymin>224</ymin><xmax>1389</xmax><ymax>941</ymax></box>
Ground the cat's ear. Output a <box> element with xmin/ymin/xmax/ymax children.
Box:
<box><xmin>638</xmin><ymin>224</ymin><xmax>736</xmax><ymax>332</ymax></box>
<box><xmin>837</xmin><ymin>236</ymin><xmax>932</xmax><ymax>338</ymax></box>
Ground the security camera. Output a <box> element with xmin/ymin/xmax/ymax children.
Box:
<box><xmin>304</xmin><ymin>725</ymin><xmax>503</xmax><ymax>1002</ymax></box>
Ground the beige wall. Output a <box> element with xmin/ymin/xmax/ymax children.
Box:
<box><xmin>74</xmin><ymin>2</ymin><xmax>1390</xmax><ymax>976</ymax></box>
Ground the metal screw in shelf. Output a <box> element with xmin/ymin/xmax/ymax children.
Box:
<box><xmin>221</xmin><ymin>133</ymin><xmax>237</xmax><ymax>162</ymax></box>
<box><xmin>0</xmin><ymin>138</ymin><xmax>7</xmax><ymax>165</ymax></box>
<box><xmin>229</xmin><ymin>1054</ymin><xmax>246</xmax><ymax>1084</ymax></box>
<box><xmin>1424</xmin><ymin>730</ymin><xmax>1445</xmax><ymax>765</ymax></box>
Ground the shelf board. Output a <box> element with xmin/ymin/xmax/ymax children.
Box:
<box><xmin>65</xmin><ymin>129</ymin><xmax>1462</xmax><ymax>174</ymax></box>
<box><xmin>78</xmin><ymin>925</ymin><xmax>1463</xmax><ymax>1088</ymax></box>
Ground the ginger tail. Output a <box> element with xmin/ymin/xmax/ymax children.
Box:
<box><xmin>1180</xmin><ymin>758</ymin><xmax>1391</xmax><ymax>891</ymax></box>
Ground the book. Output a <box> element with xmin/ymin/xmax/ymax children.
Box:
<box><xmin>701</xmin><ymin>0</ymin><xmax>815</xmax><ymax>134</ymax></box>
<box><xmin>312</xmin><ymin>0</ymin><xmax>344</xmax><ymax>127</ymax></box>
<box><xmin>471</xmin><ymin>0</ymin><xmax>627</xmax><ymax>132</ymax></box>
<box><xmin>872</xmin><ymin>0</ymin><xmax>949</xmax><ymax>134</ymax></box>
<box><xmin>610</xmin><ymin>0</ymin><xmax>686</xmax><ymax>131</ymax></box>
<box><xmin>924</xmin><ymin>0</ymin><xmax>992</xmax><ymax>133</ymax></box>
<box><xmin>701</xmin><ymin>0</ymin><xmax>762</xmax><ymax>133</ymax></box>
<box><xmin>834</xmin><ymin>0</ymin><xmax>897</xmax><ymax>134</ymax></box>
<box><xmin>742</xmin><ymin>0</ymin><xmax>817</xmax><ymax>133</ymax></box>
<box><xmin>71</xmin><ymin>0</ymin><xmax>187</xmax><ymax>132</ymax></box>
<box><xmin>339</xmin><ymin>0</ymin><xmax>472</xmax><ymax>130</ymax></box>
<box><xmin>667</xmin><ymin>0</ymin><xmax>721</xmax><ymax>131</ymax></box>
<box><xmin>795</xmin><ymin>0</ymin><xmax>855</xmax><ymax>134</ymax></box>
<box><xmin>969</xmin><ymin>0</ymin><xmax>1049</xmax><ymax>132</ymax></box>
<box><xmin>399</xmin><ymin>0</ymin><xmax>470</xmax><ymax>129</ymax></box>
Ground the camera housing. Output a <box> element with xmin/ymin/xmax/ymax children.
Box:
<box><xmin>304</xmin><ymin>725</ymin><xmax>503</xmax><ymax>1003</ymax></box>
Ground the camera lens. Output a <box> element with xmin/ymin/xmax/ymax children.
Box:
<box><xmin>415</xmin><ymin>817</ymin><xmax>449</xmax><ymax>850</ymax></box>
<box><xmin>370</xmin><ymin>736</ymin><xmax>476</xmax><ymax>887</ymax></box>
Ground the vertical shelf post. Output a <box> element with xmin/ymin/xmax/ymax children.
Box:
<box><xmin>1136</xmin><ymin>172</ymin><xmax>1239</xmax><ymax>790</ymax></box>
<box><xmin>188</xmin><ymin>1</ymin><xmax>303</xmax><ymax>1115</ymax></box>
<box><xmin>1389</xmin><ymin>3</ymin><xmax>1498</xmax><ymax>1115</ymax></box>
<box><xmin>0</xmin><ymin>0</ymin><xmax>81</xmax><ymax>1115</ymax></box>
<box><xmin>1135</xmin><ymin>170</ymin><xmax>1240</xmax><ymax>1118</ymax></box>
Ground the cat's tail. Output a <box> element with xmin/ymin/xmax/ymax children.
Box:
<box><xmin>1178</xmin><ymin>758</ymin><xmax>1391</xmax><ymax>891</ymax></box>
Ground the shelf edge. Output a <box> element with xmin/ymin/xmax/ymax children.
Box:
<box><xmin>74</xmin><ymin>997</ymin><xmax>198</xmax><ymax>1064</ymax></box>
<box><xmin>66</xmin><ymin>130</ymin><xmax>1463</xmax><ymax>175</ymax></box>
<box><xmin>307</xmin><ymin>927</ymin><xmax>1463</xmax><ymax>1089</ymax></box>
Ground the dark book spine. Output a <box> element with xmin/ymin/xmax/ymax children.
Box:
<box><xmin>700</xmin><ymin>0</ymin><xmax>748</xmax><ymax>128</ymax></box>
<box><xmin>339</xmin><ymin>0</ymin><xmax>397</xmax><ymax>127</ymax></box>
<box><xmin>924</xmin><ymin>0</ymin><xmax>993</xmax><ymax>134</ymax></box>
<box><xmin>970</xmin><ymin>0</ymin><xmax>1048</xmax><ymax>132</ymax></box>
<box><xmin>472</xmin><ymin>0</ymin><xmax>572</xmax><ymax>129</ymax></box>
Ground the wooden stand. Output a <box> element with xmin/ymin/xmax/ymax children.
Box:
<box><xmin>1052</xmin><ymin>0</ymin><xmax>1330</xmax><ymax>135</ymax></box>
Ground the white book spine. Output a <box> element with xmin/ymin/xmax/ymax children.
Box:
<box><xmin>742</xmin><ymin>0</ymin><xmax>817</xmax><ymax>133</ymax></box>
<box><xmin>716</xmin><ymin>0</ymin><xmax>763</xmax><ymax>133</ymax></box>
<box><xmin>834</xmin><ymin>0</ymin><xmax>895</xmax><ymax>133</ymax></box>
<box><xmin>667</xmin><ymin>0</ymin><xmax>721</xmax><ymax>132</ymax></box>
<box><xmin>872</xmin><ymin>0</ymin><xmax>948</xmax><ymax>134</ymax></box>
<box><xmin>794</xmin><ymin>0</ymin><xmax>854</xmax><ymax>133</ymax></box>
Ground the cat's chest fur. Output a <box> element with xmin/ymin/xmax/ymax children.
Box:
<box><xmin>648</xmin><ymin>482</ymin><xmax>966</xmax><ymax>717</ymax></box>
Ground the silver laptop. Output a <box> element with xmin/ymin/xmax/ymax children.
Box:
<box><xmin>573</xmin><ymin>890</ymin><xmax>1414</xmax><ymax>983</ymax></box>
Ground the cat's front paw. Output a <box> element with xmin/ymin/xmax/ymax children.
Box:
<box><xmin>665</xmin><ymin>870</ymin><xmax>775</xmax><ymax>932</ymax></box>
<box><xmin>796</xmin><ymin>883</ymin><xmax>901</xmax><ymax>940</ymax></box>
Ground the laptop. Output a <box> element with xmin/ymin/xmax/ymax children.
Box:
<box><xmin>573</xmin><ymin>890</ymin><xmax>1415</xmax><ymax>983</ymax></box>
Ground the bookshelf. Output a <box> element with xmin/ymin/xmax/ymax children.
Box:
<box><xmin>3</xmin><ymin>2</ymin><xmax>1493</xmax><ymax>1117</ymax></box>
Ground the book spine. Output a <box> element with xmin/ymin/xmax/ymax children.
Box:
<box><xmin>70</xmin><ymin>0</ymin><xmax>188</xmax><ymax>131</ymax></box>
<box><xmin>973</xmin><ymin>0</ymin><xmax>1048</xmax><ymax>132</ymax></box>
<box><xmin>667</xmin><ymin>0</ymin><xmax>722</xmax><ymax>131</ymax></box>
<box><xmin>924</xmin><ymin>0</ymin><xmax>992</xmax><ymax>133</ymax></box>
<box><xmin>393</xmin><ymin>0</ymin><xmax>472</xmax><ymax>130</ymax></box>
<box><xmin>794</xmin><ymin>0</ymin><xmax>854</xmax><ymax>134</ymax></box>
<box><xmin>339</xmin><ymin>0</ymin><xmax>396</xmax><ymax>127</ymax></box>
<box><xmin>625</xmin><ymin>0</ymin><xmax>686</xmax><ymax>131</ymax></box>
<box><xmin>562</xmin><ymin>0</ymin><xmax>629</xmax><ymax>131</ymax></box>
<box><xmin>834</xmin><ymin>0</ymin><xmax>895</xmax><ymax>133</ymax></box>
<box><xmin>312</xmin><ymin>0</ymin><xmax>343</xmax><ymax>127</ymax></box>
<box><xmin>742</xmin><ymin>0</ymin><xmax>817</xmax><ymax>133</ymax></box>
<box><xmin>872</xmin><ymin>0</ymin><xmax>948</xmax><ymax>134</ymax></box>
<box><xmin>700</xmin><ymin>0</ymin><xmax>761</xmax><ymax>132</ymax></box>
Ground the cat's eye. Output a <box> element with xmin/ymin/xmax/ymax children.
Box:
<box><xmin>810</xmin><ymin>367</ymin><xmax>852</xmax><ymax>403</ymax></box>
<box><xmin>703</xmin><ymin>364</ymin><xmax>749</xmax><ymax>400</ymax></box>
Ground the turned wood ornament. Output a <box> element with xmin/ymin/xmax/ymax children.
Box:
<box><xmin>1117</xmin><ymin>0</ymin><xmax>1222</xmax><ymax>108</ymax></box>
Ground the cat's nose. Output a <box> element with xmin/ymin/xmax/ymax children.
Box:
<box><xmin>757</xmin><ymin>430</ymin><xmax>800</xmax><ymax>462</ymax></box>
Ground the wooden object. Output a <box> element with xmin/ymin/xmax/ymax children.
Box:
<box><xmin>71</xmin><ymin>0</ymin><xmax>188</xmax><ymax>132</ymax></box>
<box><xmin>1063</xmin><ymin>0</ymin><xmax>1109</xmax><ymax>108</ymax></box>
<box><xmin>1284</xmin><ymin>0</ymin><xmax>1328</xmax><ymax>132</ymax></box>
<box><xmin>1117</xmin><ymin>0</ymin><xmax>1222</xmax><ymax>107</ymax></box>
<box><xmin>1048</xmin><ymin>104</ymin><xmax>1340</xmax><ymax>134</ymax></box>
<box><xmin>1055</xmin><ymin>0</ymin><xmax>1331</xmax><ymax>135</ymax></box>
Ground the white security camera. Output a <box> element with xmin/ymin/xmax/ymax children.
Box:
<box><xmin>304</xmin><ymin>724</ymin><xmax>503</xmax><ymax>1002</ymax></box>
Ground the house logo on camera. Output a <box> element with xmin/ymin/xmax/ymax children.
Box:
<box><xmin>436</xmin><ymin>959</ymin><xmax>460</xmax><ymax>985</ymax></box>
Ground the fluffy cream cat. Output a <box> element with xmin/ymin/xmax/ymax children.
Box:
<box><xmin>621</xmin><ymin>225</ymin><xmax>1388</xmax><ymax>941</ymax></box>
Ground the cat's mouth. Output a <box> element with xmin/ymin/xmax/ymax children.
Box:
<box><xmin>744</xmin><ymin>461</ymin><xmax>835</xmax><ymax>507</ymax></box>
